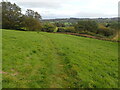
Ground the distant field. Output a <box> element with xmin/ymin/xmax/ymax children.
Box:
<box><xmin>2</xmin><ymin>29</ymin><xmax>118</xmax><ymax>88</ymax></box>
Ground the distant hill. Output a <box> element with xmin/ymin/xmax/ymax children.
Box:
<box><xmin>41</xmin><ymin>17</ymin><xmax>118</xmax><ymax>23</ymax></box>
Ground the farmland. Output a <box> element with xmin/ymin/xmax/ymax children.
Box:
<box><xmin>2</xmin><ymin>29</ymin><xmax>118</xmax><ymax>88</ymax></box>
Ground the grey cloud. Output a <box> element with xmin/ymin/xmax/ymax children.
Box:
<box><xmin>16</xmin><ymin>1</ymin><xmax>62</xmax><ymax>9</ymax></box>
<box><xmin>9</xmin><ymin>0</ymin><xmax>72</xmax><ymax>9</ymax></box>
<box><xmin>9</xmin><ymin>0</ymin><xmax>118</xmax><ymax>19</ymax></box>
<box><xmin>9</xmin><ymin>0</ymin><xmax>81</xmax><ymax>9</ymax></box>
<box><xmin>42</xmin><ymin>12</ymin><xmax>117</xmax><ymax>19</ymax></box>
<box><xmin>75</xmin><ymin>12</ymin><xmax>117</xmax><ymax>18</ymax></box>
<box><xmin>41</xmin><ymin>12</ymin><xmax>68</xmax><ymax>19</ymax></box>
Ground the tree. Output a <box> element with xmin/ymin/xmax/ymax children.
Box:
<box><xmin>23</xmin><ymin>16</ymin><xmax>42</xmax><ymax>31</ymax></box>
<box><xmin>54</xmin><ymin>22</ymin><xmax>65</xmax><ymax>27</ymax></box>
<box><xmin>96</xmin><ymin>27</ymin><xmax>114</xmax><ymax>37</ymax></box>
<box><xmin>109</xmin><ymin>21</ymin><xmax>120</xmax><ymax>38</ymax></box>
<box><xmin>41</xmin><ymin>23</ymin><xmax>56</xmax><ymax>32</ymax></box>
<box><xmin>2</xmin><ymin>1</ymin><xmax>22</xmax><ymax>29</ymax></box>
<box><xmin>25</xmin><ymin>9</ymin><xmax>42</xmax><ymax>20</ymax></box>
<box><xmin>109</xmin><ymin>22</ymin><xmax>120</xmax><ymax>31</ymax></box>
<box><xmin>34</xmin><ymin>12</ymin><xmax>42</xmax><ymax>20</ymax></box>
<box><xmin>57</xmin><ymin>27</ymin><xmax>75</xmax><ymax>33</ymax></box>
<box><xmin>74</xmin><ymin>20</ymin><xmax>98</xmax><ymax>33</ymax></box>
<box><xmin>23</xmin><ymin>9</ymin><xmax>42</xmax><ymax>31</ymax></box>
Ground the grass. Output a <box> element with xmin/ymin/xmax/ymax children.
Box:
<box><xmin>2</xmin><ymin>29</ymin><xmax>118</xmax><ymax>88</ymax></box>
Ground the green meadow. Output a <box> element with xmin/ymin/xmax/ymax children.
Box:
<box><xmin>2</xmin><ymin>29</ymin><xmax>118</xmax><ymax>88</ymax></box>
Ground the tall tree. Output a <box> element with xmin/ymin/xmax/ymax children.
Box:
<box><xmin>25</xmin><ymin>9</ymin><xmax>42</xmax><ymax>20</ymax></box>
<box><xmin>2</xmin><ymin>1</ymin><xmax>22</xmax><ymax>29</ymax></box>
<box><xmin>74</xmin><ymin>20</ymin><xmax>98</xmax><ymax>33</ymax></box>
<box><xmin>23</xmin><ymin>16</ymin><xmax>42</xmax><ymax>31</ymax></box>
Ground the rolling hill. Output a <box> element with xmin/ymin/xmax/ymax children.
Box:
<box><xmin>2</xmin><ymin>29</ymin><xmax>118</xmax><ymax>88</ymax></box>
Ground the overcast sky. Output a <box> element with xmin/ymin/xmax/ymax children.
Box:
<box><xmin>3</xmin><ymin>0</ymin><xmax>120</xmax><ymax>19</ymax></box>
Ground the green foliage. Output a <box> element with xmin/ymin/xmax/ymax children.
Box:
<box><xmin>25</xmin><ymin>9</ymin><xmax>42</xmax><ymax>20</ymax></box>
<box><xmin>2</xmin><ymin>1</ymin><xmax>22</xmax><ymax>29</ymax></box>
<box><xmin>65</xmin><ymin>27</ymin><xmax>76</xmax><ymax>33</ymax></box>
<box><xmin>23</xmin><ymin>16</ymin><xmax>42</xmax><ymax>31</ymax></box>
<box><xmin>1</xmin><ymin>1</ymin><xmax>42</xmax><ymax>31</ymax></box>
<box><xmin>2</xmin><ymin>29</ymin><xmax>118</xmax><ymax>88</ymax></box>
<box><xmin>54</xmin><ymin>22</ymin><xmax>65</xmax><ymax>27</ymax></box>
<box><xmin>97</xmin><ymin>26</ymin><xmax>114</xmax><ymax>37</ymax></box>
<box><xmin>107</xmin><ymin>21</ymin><xmax>120</xmax><ymax>40</ymax></box>
<box><xmin>41</xmin><ymin>23</ymin><xmax>56</xmax><ymax>32</ymax></box>
<box><xmin>109</xmin><ymin>22</ymin><xmax>120</xmax><ymax>30</ymax></box>
<box><xmin>64</xmin><ymin>22</ymin><xmax>73</xmax><ymax>27</ymax></box>
<box><xmin>57</xmin><ymin>27</ymin><xmax>76</xmax><ymax>33</ymax></box>
<box><xmin>74</xmin><ymin>20</ymin><xmax>98</xmax><ymax>33</ymax></box>
<box><xmin>57</xmin><ymin>27</ymin><xmax>65</xmax><ymax>32</ymax></box>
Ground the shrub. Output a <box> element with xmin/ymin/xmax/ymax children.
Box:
<box><xmin>54</xmin><ymin>22</ymin><xmax>65</xmax><ymax>27</ymax></box>
<box><xmin>57</xmin><ymin>27</ymin><xmax>76</xmax><ymax>33</ymax></box>
<box><xmin>74</xmin><ymin>20</ymin><xmax>98</xmax><ymax>33</ymax></box>
<box><xmin>41</xmin><ymin>23</ymin><xmax>56</xmax><ymax>32</ymax></box>
<box><xmin>96</xmin><ymin>27</ymin><xmax>114</xmax><ymax>37</ymax></box>
<box><xmin>65</xmin><ymin>27</ymin><xmax>76</xmax><ymax>33</ymax></box>
<box><xmin>57</xmin><ymin>27</ymin><xmax>65</xmax><ymax>32</ymax></box>
<box><xmin>23</xmin><ymin>17</ymin><xmax>42</xmax><ymax>31</ymax></box>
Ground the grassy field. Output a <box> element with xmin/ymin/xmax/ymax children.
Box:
<box><xmin>2</xmin><ymin>29</ymin><xmax>118</xmax><ymax>88</ymax></box>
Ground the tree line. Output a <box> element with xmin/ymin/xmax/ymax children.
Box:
<box><xmin>1</xmin><ymin>1</ymin><xmax>119</xmax><ymax>38</ymax></box>
<box><xmin>2</xmin><ymin>1</ymin><xmax>42</xmax><ymax>31</ymax></box>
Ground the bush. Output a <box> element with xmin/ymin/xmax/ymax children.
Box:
<box><xmin>57</xmin><ymin>27</ymin><xmax>76</xmax><ymax>33</ymax></box>
<box><xmin>54</xmin><ymin>22</ymin><xmax>65</xmax><ymax>27</ymax></box>
<box><xmin>57</xmin><ymin>27</ymin><xmax>65</xmax><ymax>32</ymax></box>
<box><xmin>23</xmin><ymin>17</ymin><xmax>42</xmax><ymax>31</ymax></box>
<box><xmin>74</xmin><ymin>20</ymin><xmax>98</xmax><ymax>33</ymax></box>
<box><xmin>65</xmin><ymin>27</ymin><xmax>76</xmax><ymax>33</ymax></box>
<box><xmin>96</xmin><ymin>27</ymin><xmax>114</xmax><ymax>37</ymax></box>
<box><xmin>41</xmin><ymin>23</ymin><xmax>56</xmax><ymax>32</ymax></box>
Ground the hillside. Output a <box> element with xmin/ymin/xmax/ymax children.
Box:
<box><xmin>42</xmin><ymin>17</ymin><xmax>118</xmax><ymax>23</ymax></box>
<box><xmin>2</xmin><ymin>29</ymin><xmax>118</xmax><ymax>88</ymax></box>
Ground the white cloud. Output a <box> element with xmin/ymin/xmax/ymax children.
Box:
<box><xmin>7</xmin><ymin>0</ymin><xmax>119</xmax><ymax>19</ymax></box>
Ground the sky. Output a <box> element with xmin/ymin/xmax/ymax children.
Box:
<box><xmin>2</xmin><ymin>0</ymin><xmax>120</xmax><ymax>19</ymax></box>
